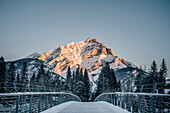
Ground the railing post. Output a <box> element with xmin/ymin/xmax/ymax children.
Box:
<box><xmin>138</xmin><ymin>95</ymin><xmax>141</xmax><ymax>113</ymax></box>
<box><xmin>150</xmin><ymin>84</ymin><xmax>156</xmax><ymax>113</ymax></box>
<box><xmin>138</xmin><ymin>85</ymin><xmax>143</xmax><ymax>113</ymax></box>
<box><xmin>55</xmin><ymin>94</ymin><xmax>57</xmax><ymax>106</ymax></box>
<box><xmin>61</xmin><ymin>94</ymin><xmax>62</xmax><ymax>103</ymax></box>
<box><xmin>16</xmin><ymin>96</ymin><xmax>19</xmax><ymax>113</ymax></box>
<box><xmin>120</xmin><ymin>93</ymin><xmax>122</xmax><ymax>108</ymax></box>
<box><xmin>124</xmin><ymin>94</ymin><xmax>126</xmax><ymax>110</ymax></box>
<box><xmin>130</xmin><ymin>94</ymin><xmax>132</xmax><ymax>112</ymax></box>
<box><xmin>29</xmin><ymin>95</ymin><xmax>33</xmax><ymax>113</ymax></box>
<box><xmin>150</xmin><ymin>96</ymin><xmax>153</xmax><ymax>113</ymax></box>
<box><xmin>58</xmin><ymin>94</ymin><xmax>60</xmax><ymax>105</ymax></box>
<box><xmin>116</xmin><ymin>94</ymin><xmax>117</xmax><ymax>106</ymax></box>
<box><xmin>45</xmin><ymin>95</ymin><xmax>48</xmax><ymax>110</ymax></box>
<box><xmin>38</xmin><ymin>95</ymin><xmax>41</xmax><ymax>113</ymax></box>
<box><xmin>110</xmin><ymin>94</ymin><xmax>112</xmax><ymax>104</ymax></box>
<box><xmin>50</xmin><ymin>94</ymin><xmax>53</xmax><ymax>108</ymax></box>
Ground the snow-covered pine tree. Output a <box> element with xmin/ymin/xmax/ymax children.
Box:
<box><xmin>0</xmin><ymin>56</ymin><xmax>6</xmax><ymax>93</ymax></box>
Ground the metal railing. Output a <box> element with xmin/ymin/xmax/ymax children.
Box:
<box><xmin>94</xmin><ymin>92</ymin><xmax>170</xmax><ymax>113</ymax></box>
<box><xmin>0</xmin><ymin>92</ymin><xmax>81</xmax><ymax>113</ymax></box>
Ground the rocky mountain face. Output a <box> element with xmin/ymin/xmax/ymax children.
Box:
<box><xmin>37</xmin><ymin>38</ymin><xmax>136</xmax><ymax>78</ymax></box>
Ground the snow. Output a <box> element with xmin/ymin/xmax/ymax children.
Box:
<box><xmin>165</xmin><ymin>89</ymin><xmax>170</xmax><ymax>94</ymax></box>
<box><xmin>41</xmin><ymin>101</ymin><xmax>130</xmax><ymax>113</ymax></box>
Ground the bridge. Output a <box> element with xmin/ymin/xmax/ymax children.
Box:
<box><xmin>0</xmin><ymin>91</ymin><xmax>170</xmax><ymax>113</ymax></box>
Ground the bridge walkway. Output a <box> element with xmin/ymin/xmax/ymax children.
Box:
<box><xmin>41</xmin><ymin>101</ymin><xmax>130</xmax><ymax>113</ymax></box>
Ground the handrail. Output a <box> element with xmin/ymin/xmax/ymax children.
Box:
<box><xmin>0</xmin><ymin>92</ymin><xmax>81</xmax><ymax>102</ymax></box>
<box><xmin>94</xmin><ymin>92</ymin><xmax>170</xmax><ymax>102</ymax></box>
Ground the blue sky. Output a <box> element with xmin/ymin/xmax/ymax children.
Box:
<box><xmin>0</xmin><ymin>0</ymin><xmax>170</xmax><ymax>78</ymax></box>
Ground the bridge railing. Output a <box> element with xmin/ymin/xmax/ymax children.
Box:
<box><xmin>94</xmin><ymin>92</ymin><xmax>170</xmax><ymax>113</ymax></box>
<box><xmin>0</xmin><ymin>92</ymin><xmax>81</xmax><ymax>113</ymax></box>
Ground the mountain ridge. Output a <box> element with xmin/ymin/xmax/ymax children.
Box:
<box><xmin>32</xmin><ymin>37</ymin><xmax>136</xmax><ymax>77</ymax></box>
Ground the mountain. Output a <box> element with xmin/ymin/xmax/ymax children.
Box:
<box><xmin>37</xmin><ymin>38</ymin><xmax>136</xmax><ymax>78</ymax></box>
<box><xmin>5</xmin><ymin>37</ymin><xmax>139</xmax><ymax>92</ymax></box>
<box><xmin>25</xmin><ymin>37</ymin><xmax>136</xmax><ymax>92</ymax></box>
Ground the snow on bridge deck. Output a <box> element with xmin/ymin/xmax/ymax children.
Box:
<box><xmin>41</xmin><ymin>101</ymin><xmax>130</xmax><ymax>113</ymax></box>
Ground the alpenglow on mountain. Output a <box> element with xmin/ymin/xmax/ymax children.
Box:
<box><xmin>32</xmin><ymin>38</ymin><xmax>136</xmax><ymax>78</ymax></box>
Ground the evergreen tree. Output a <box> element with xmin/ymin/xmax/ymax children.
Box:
<box><xmin>96</xmin><ymin>62</ymin><xmax>111</xmax><ymax>96</ymax></box>
<box><xmin>37</xmin><ymin>63</ymin><xmax>46</xmax><ymax>91</ymax></box>
<box><xmin>15</xmin><ymin>73</ymin><xmax>20</xmax><ymax>92</ymax></box>
<box><xmin>72</xmin><ymin>71</ymin><xmax>76</xmax><ymax>93</ymax></box>
<box><xmin>44</xmin><ymin>71</ymin><xmax>51</xmax><ymax>91</ymax></box>
<box><xmin>117</xmin><ymin>81</ymin><xmax>121</xmax><ymax>92</ymax></box>
<box><xmin>109</xmin><ymin>69</ymin><xmax>117</xmax><ymax>92</ymax></box>
<box><xmin>30</xmin><ymin>73</ymin><xmax>36</xmax><ymax>92</ymax></box>
<box><xmin>20</xmin><ymin>62</ymin><xmax>29</xmax><ymax>92</ymax></box>
<box><xmin>146</xmin><ymin>61</ymin><xmax>159</xmax><ymax>93</ymax></box>
<box><xmin>96</xmin><ymin>62</ymin><xmax>118</xmax><ymax>97</ymax></box>
<box><xmin>135</xmin><ymin>72</ymin><xmax>143</xmax><ymax>92</ymax></box>
<box><xmin>0</xmin><ymin>57</ymin><xmax>6</xmax><ymax>93</ymax></box>
<box><xmin>74</xmin><ymin>67</ymin><xmax>87</xmax><ymax>101</ymax></box>
<box><xmin>83</xmin><ymin>69</ymin><xmax>90</xmax><ymax>101</ymax></box>
<box><xmin>160</xmin><ymin>59</ymin><xmax>167</xmax><ymax>78</ymax></box>
<box><xmin>66</xmin><ymin>66</ymin><xmax>72</xmax><ymax>91</ymax></box>
<box><xmin>6</xmin><ymin>62</ymin><xmax>15</xmax><ymax>92</ymax></box>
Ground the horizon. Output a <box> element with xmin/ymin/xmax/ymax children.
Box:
<box><xmin>0</xmin><ymin>0</ymin><xmax>170</xmax><ymax>78</ymax></box>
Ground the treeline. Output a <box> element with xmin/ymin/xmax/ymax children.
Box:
<box><xmin>135</xmin><ymin>59</ymin><xmax>167</xmax><ymax>93</ymax></box>
<box><xmin>0</xmin><ymin>56</ymin><xmax>120</xmax><ymax>102</ymax></box>
<box><xmin>0</xmin><ymin>57</ymin><xmax>62</xmax><ymax>93</ymax></box>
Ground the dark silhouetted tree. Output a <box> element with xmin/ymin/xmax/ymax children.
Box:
<box><xmin>0</xmin><ymin>57</ymin><xmax>6</xmax><ymax>93</ymax></box>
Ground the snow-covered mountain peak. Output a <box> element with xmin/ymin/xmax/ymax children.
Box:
<box><xmin>36</xmin><ymin>38</ymin><xmax>135</xmax><ymax>77</ymax></box>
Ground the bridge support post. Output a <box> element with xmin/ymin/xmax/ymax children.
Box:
<box><xmin>38</xmin><ymin>95</ymin><xmax>41</xmax><ymax>113</ymax></box>
<box><xmin>16</xmin><ymin>96</ymin><xmax>19</xmax><ymax>113</ymax></box>
<box><xmin>29</xmin><ymin>95</ymin><xmax>33</xmax><ymax>113</ymax></box>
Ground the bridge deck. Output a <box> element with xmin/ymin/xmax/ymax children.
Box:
<box><xmin>41</xmin><ymin>101</ymin><xmax>130</xmax><ymax>113</ymax></box>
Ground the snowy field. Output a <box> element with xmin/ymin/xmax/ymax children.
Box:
<box><xmin>41</xmin><ymin>101</ymin><xmax>130</xmax><ymax>113</ymax></box>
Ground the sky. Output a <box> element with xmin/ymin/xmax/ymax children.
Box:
<box><xmin>0</xmin><ymin>0</ymin><xmax>170</xmax><ymax>78</ymax></box>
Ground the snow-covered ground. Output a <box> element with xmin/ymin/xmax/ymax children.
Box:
<box><xmin>41</xmin><ymin>101</ymin><xmax>130</xmax><ymax>113</ymax></box>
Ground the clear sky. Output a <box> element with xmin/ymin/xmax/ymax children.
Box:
<box><xmin>0</xmin><ymin>0</ymin><xmax>170</xmax><ymax>78</ymax></box>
